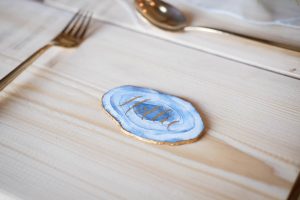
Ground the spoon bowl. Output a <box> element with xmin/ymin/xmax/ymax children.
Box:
<box><xmin>135</xmin><ymin>0</ymin><xmax>187</xmax><ymax>31</ymax></box>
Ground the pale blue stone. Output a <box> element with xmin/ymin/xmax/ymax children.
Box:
<box><xmin>102</xmin><ymin>85</ymin><xmax>204</xmax><ymax>144</ymax></box>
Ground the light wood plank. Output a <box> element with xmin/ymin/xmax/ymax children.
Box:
<box><xmin>45</xmin><ymin>0</ymin><xmax>300</xmax><ymax>79</ymax></box>
<box><xmin>0</xmin><ymin>1</ymin><xmax>299</xmax><ymax>199</ymax></box>
<box><xmin>0</xmin><ymin>66</ymin><xmax>295</xmax><ymax>199</ymax></box>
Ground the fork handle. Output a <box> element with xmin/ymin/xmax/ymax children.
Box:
<box><xmin>0</xmin><ymin>43</ymin><xmax>53</xmax><ymax>91</ymax></box>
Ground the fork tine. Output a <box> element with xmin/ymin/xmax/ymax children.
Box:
<box><xmin>73</xmin><ymin>11</ymin><xmax>89</xmax><ymax>38</ymax></box>
<box><xmin>60</xmin><ymin>10</ymin><xmax>81</xmax><ymax>35</ymax></box>
<box><xmin>65</xmin><ymin>11</ymin><xmax>85</xmax><ymax>35</ymax></box>
<box><xmin>77</xmin><ymin>12</ymin><xmax>93</xmax><ymax>39</ymax></box>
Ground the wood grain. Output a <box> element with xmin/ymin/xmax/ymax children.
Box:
<box><xmin>0</xmin><ymin>1</ymin><xmax>299</xmax><ymax>200</ymax></box>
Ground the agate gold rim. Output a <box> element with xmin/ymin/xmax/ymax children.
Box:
<box><xmin>99</xmin><ymin>93</ymin><xmax>202</xmax><ymax>146</ymax></box>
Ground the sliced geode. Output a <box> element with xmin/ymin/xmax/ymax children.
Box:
<box><xmin>101</xmin><ymin>85</ymin><xmax>204</xmax><ymax>145</ymax></box>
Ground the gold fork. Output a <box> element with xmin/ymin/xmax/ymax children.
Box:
<box><xmin>0</xmin><ymin>10</ymin><xmax>93</xmax><ymax>91</ymax></box>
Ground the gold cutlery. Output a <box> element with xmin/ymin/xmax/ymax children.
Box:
<box><xmin>0</xmin><ymin>10</ymin><xmax>92</xmax><ymax>91</ymax></box>
<box><xmin>135</xmin><ymin>0</ymin><xmax>300</xmax><ymax>52</ymax></box>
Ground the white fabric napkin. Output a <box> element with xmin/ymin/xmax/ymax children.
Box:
<box><xmin>176</xmin><ymin>0</ymin><xmax>300</xmax><ymax>48</ymax></box>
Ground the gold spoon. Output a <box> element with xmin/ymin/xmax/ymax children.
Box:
<box><xmin>135</xmin><ymin>0</ymin><xmax>300</xmax><ymax>52</ymax></box>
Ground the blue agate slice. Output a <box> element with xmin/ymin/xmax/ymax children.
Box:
<box><xmin>101</xmin><ymin>85</ymin><xmax>204</xmax><ymax>145</ymax></box>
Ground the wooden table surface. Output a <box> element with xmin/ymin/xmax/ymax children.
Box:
<box><xmin>0</xmin><ymin>0</ymin><xmax>300</xmax><ymax>199</ymax></box>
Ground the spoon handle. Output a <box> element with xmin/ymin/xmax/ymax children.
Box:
<box><xmin>184</xmin><ymin>26</ymin><xmax>300</xmax><ymax>52</ymax></box>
